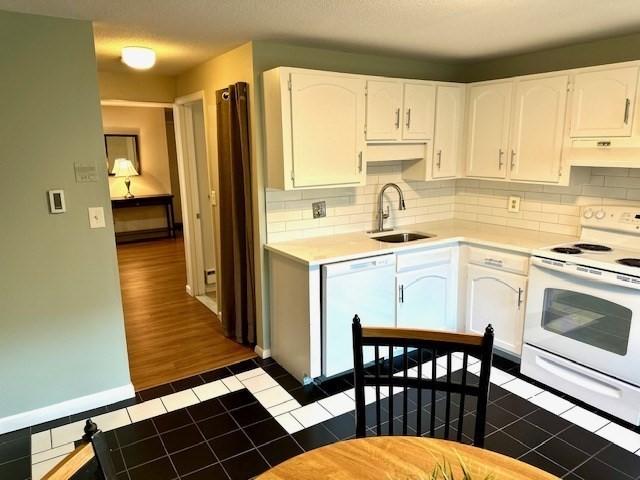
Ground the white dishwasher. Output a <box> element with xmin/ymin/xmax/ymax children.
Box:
<box><xmin>322</xmin><ymin>254</ymin><xmax>396</xmax><ymax>378</ymax></box>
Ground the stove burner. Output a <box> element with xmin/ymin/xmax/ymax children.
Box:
<box><xmin>574</xmin><ymin>243</ymin><xmax>612</xmax><ymax>252</ymax></box>
<box><xmin>617</xmin><ymin>258</ymin><xmax>640</xmax><ymax>268</ymax></box>
<box><xmin>552</xmin><ymin>247</ymin><xmax>582</xmax><ymax>254</ymax></box>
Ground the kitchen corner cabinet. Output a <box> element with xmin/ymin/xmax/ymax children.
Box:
<box><xmin>366</xmin><ymin>80</ymin><xmax>435</xmax><ymax>142</ymax></box>
<box><xmin>465</xmin><ymin>82</ymin><xmax>512</xmax><ymax>179</ymax></box>
<box><xmin>263</xmin><ymin>67</ymin><xmax>366</xmax><ymax>190</ymax></box>
<box><xmin>569</xmin><ymin>66</ymin><xmax>639</xmax><ymax>138</ymax></box>
<box><xmin>432</xmin><ymin>85</ymin><xmax>465</xmax><ymax>179</ymax></box>
<box><xmin>466</xmin><ymin>264</ymin><xmax>527</xmax><ymax>356</ymax></box>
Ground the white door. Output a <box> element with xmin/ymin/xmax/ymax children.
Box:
<box><xmin>466</xmin><ymin>264</ymin><xmax>527</xmax><ymax>355</ymax></box>
<box><xmin>433</xmin><ymin>85</ymin><xmax>464</xmax><ymax>179</ymax></box>
<box><xmin>402</xmin><ymin>83</ymin><xmax>436</xmax><ymax>141</ymax></box>
<box><xmin>397</xmin><ymin>263</ymin><xmax>455</xmax><ymax>331</ymax></box>
<box><xmin>366</xmin><ymin>80</ymin><xmax>402</xmax><ymax>141</ymax></box>
<box><xmin>465</xmin><ymin>82</ymin><xmax>512</xmax><ymax>179</ymax></box>
<box><xmin>290</xmin><ymin>72</ymin><xmax>366</xmax><ymax>188</ymax></box>
<box><xmin>570</xmin><ymin>66</ymin><xmax>639</xmax><ymax>138</ymax></box>
<box><xmin>509</xmin><ymin>75</ymin><xmax>568</xmax><ymax>183</ymax></box>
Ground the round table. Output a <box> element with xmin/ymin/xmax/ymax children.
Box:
<box><xmin>257</xmin><ymin>437</ymin><xmax>560</xmax><ymax>480</ymax></box>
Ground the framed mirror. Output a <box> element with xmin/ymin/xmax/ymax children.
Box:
<box><xmin>105</xmin><ymin>134</ymin><xmax>140</xmax><ymax>175</ymax></box>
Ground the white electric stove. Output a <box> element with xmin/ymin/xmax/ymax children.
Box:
<box><xmin>522</xmin><ymin>205</ymin><xmax>640</xmax><ymax>425</ymax></box>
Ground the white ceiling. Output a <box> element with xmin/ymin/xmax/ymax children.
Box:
<box><xmin>2</xmin><ymin>0</ymin><xmax>640</xmax><ymax>75</ymax></box>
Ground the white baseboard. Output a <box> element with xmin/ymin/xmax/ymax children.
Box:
<box><xmin>0</xmin><ymin>383</ymin><xmax>135</xmax><ymax>435</ymax></box>
<box><xmin>185</xmin><ymin>284</ymin><xmax>193</xmax><ymax>296</ymax></box>
<box><xmin>255</xmin><ymin>345</ymin><xmax>271</xmax><ymax>359</ymax></box>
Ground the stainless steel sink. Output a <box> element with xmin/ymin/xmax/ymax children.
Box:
<box><xmin>372</xmin><ymin>232</ymin><xmax>434</xmax><ymax>243</ymax></box>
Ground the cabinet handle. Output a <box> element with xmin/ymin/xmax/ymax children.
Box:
<box><xmin>498</xmin><ymin>149</ymin><xmax>504</xmax><ymax>169</ymax></box>
<box><xmin>395</xmin><ymin>108</ymin><xmax>400</xmax><ymax>129</ymax></box>
<box><xmin>624</xmin><ymin>98</ymin><xmax>631</xmax><ymax>124</ymax></box>
<box><xmin>436</xmin><ymin>150</ymin><xmax>442</xmax><ymax>169</ymax></box>
<box><xmin>358</xmin><ymin>151</ymin><xmax>363</xmax><ymax>172</ymax></box>
<box><xmin>510</xmin><ymin>149</ymin><xmax>516</xmax><ymax>170</ymax></box>
<box><xmin>406</xmin><ymin>108</ymin><xmax>411</xmax><ymax>129</ymax></box>
<box><xmin>517</xmin><ymin>288</ymin><xmax>524</xmax><ymax>310</ymax></box>
<box><xmin>399</xmin><ymin>284</ymin><xmax>404</xmax><ymax>303</ymax></box>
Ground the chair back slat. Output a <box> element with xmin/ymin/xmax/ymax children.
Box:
<box><xmin>352</xmin><ymin>315</ymin><xmax>494</xmax><ymax>447</ymax></box>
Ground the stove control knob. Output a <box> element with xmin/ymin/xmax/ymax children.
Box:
<box><xmin>583</xmin><ymin>208</ymin><xmax>594</xmax><ymax>219</ymax></box>
<box><xmin>595</xmin><ymin>209</ymin><xmax>606</xmax><ymax>220</ymax></box>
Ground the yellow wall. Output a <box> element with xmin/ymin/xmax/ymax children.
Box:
<box><xmin>98</xmin><ymin>70</ymin><xmax>176</xmax><ymax>103</ymax></box>
<box><xmin>175</xmin><ymin>42</ymin><xmax>266</xmax><ymax>345</ymax></box>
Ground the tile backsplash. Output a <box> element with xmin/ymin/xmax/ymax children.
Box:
<box><xmin>265</xmin><ymin>166</ymin><xmax>640</xmax><ymax>243</ymax></box>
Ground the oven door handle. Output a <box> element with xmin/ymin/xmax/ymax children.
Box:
<box><xmin>531</xmin><ymin>257</ymin><xmax>640</xmax><ymax>290</ymax></box>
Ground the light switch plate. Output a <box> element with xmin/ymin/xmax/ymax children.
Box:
<box><xmin>312</xmin><ymin>201</ymin><xmax>326</xmax><ymax>219</ymax></box>
<box><xmin>508</xmin><ymin>196</ymin><xmax>521</xmax><ymax>213</ymax></box>
<box><xmin>88</xmin><ymin>207</ymin><xmax>106</xmax><ymax>228</ymax></box>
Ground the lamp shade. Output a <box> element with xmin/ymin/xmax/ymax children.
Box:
<box><xmin>111</xmin><ymin>158</ymin><xmax>139</xmax><ymax>177</ymax></box>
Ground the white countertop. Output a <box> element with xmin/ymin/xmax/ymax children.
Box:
<box><xmin>264</xmin><ymin>219</ymin><xmax>579</xmax><ymax>265</ymax></box>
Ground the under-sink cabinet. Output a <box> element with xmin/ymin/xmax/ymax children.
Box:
<box><xmin>464</xmin><ymin>247</ymin><xmax>528</xmax><ymax>356</ymax></box>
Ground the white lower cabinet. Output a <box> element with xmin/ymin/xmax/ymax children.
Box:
<box><xmin>396</xmin><ymin>247</ymin><xmax>458</xmax><ymax>331</ymax></box>
<box><xmin>466</xmin><ymin>264</ymin><xmax>527</xmax><ymax>355</ymax></box>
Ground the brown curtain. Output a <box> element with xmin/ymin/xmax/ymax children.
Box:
<box><xmin>216</xmin><ymin>83</ymin><xmax>256</xmax><ymax>345</ymax></box>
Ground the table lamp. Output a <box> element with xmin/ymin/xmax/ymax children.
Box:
<box><xmin>111</xmin><ymin>158</ymin><xmax>139</xmax><ymax>198</ymax></box>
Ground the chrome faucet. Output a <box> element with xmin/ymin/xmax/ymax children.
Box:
<box><xmin>373</xmin><ymin>183</ymin><xmax>406</xmax><ymax>233</ymax></box>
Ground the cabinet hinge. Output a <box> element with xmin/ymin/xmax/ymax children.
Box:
<box><xmin>290</xmin><ymin>169</ymin><xmax>295</xmax><ymax>182</ymax></box>
<box><xmin>566</xmin><ymin>82</ymin><xmax>572</xmax><ymax>93</ymax></box>
<box><xmin>287</xmin><ymin>78</ymin><xmax>292</xmax><ymax>91</ymax></box>
<box><xmin>558</xmin><ymin>162</ymin><xmax>563</xmax><ymax>177</ymax></box>
<box><xmin>364</xmin><ymin>84</ymin><xmax>368</xmax><ymax>96</ymax></box>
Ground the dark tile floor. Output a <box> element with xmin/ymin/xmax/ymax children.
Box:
<box><xmin>2</xmin><ymin>355</ymin><xmax>640</xmax><ymax>479</ymax></box>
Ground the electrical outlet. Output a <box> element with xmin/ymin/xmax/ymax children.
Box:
<box><xmin>508</xmin><ymin>196</ymin><xmax>521</xmax><ymax>213</ymax></box>
<box><xmin>312</xmin><ymin>201</ymin><xmax>326</xmax><ymax>219</ymax></box>
<box><xmin>88</xmin><ymin>207</ymin><xmax>106</xmax><ymax>228</ymax></box>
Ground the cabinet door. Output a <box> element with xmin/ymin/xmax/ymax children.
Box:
<box><xmin>290</xmin><ymin>72</ymin><xmax>365</xmax><ymax>188</ymax></box>
<box><xmin>466</xmin><ymin>264</ymin><xmax>526</xmax><ymax>355</ymax></box>
<box><xmin>570</xmin><ymin>67</ymin><xmax>638</xmax><ymax>138</ymax></box>
<box><xmin>509</xmin><ymin>75</ymin><xmax>568</xmax><ymax>183</ymax></box>
<box><xmin>433</xmin><ymin>85</ymin><xmax>464</xmax><ymax>179</ymax></box>
<box><xmin>402</xmin><ymin>83</ymin><xmax>436</xmax><ymax>140</ymax></box>
<box><xmin>397</xmin><ymin>263</ymin><xmax>455</xmax><ymax>331</ymax></box>
<box><xmin>465</xmin><ymin>82</ymin><xmax>512</xmax><ymax>179</ymax></box>
<box><xmin>366</xmin><ymin>80</ymin><xmax>402</xmax><ymax>141</ymax></box>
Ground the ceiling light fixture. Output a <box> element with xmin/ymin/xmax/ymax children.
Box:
<box><xmin>121</xmin><ymin>46</ymin><xmax>156</xmax><ymax>70</ymax></box>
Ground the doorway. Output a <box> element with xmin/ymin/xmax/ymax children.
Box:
<box><xmin>174</xmin><ymin>93</ymin><xmax>220</xmax><ymax>313</ymax></box>
<box><xmin>102</xmin><ymin>99</ymin><xmax>254</xmax><ymax>391</ymax></box>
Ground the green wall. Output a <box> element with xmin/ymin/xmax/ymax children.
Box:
<box><xmin>0</xmin><ymin>11</ymin><xmax>131</xmax><ymax>421</ymax></box>
<box><xmin>463</xmin><ymin>31</ymin><xmax>640</xmax><ymax>82</ymax></box>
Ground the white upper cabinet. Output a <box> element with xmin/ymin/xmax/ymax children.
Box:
<box><xmin>465</xmin><ymin>82</ymin><xmax>513</xmax><ymax>179</ymax></box>
<box><xmin>365</xmin><ymin>80</ymin><xmax>402</xmax><ymax>141</ymax></box>
<box><xmin>433</xmin><ymin>85</ymin><xmax>465</xmax><ymax>179</ymax></box>
<box><xmin>402</xmin><ymin>83</ymin><xmax>436</xmax><ymax>141</ymax></box>
<box><xmin>365</xmin><ymin>80</ymin><xmax>435</xmax><ymax>143</ymax></box>
<box><xmin>263</xmin><ymin>68</ymin><xmax>366</xmax><ymax>190</ymax></box>
<box><xmin>570</xmin><ymin>66</ymin><xmax>639</xmax><ymax>138</ymax></box>
<box><xmin>509</xmin><ymin>75</ymin><xmax>568</xmax><ymax>183</ymax></box>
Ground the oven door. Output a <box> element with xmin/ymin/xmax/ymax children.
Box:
<box><xmin>524</xmin><ymin>257</ymin><xmax>640</xmax><ymax>386</ymax></box>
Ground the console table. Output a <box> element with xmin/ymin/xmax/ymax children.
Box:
<box><xmin>111</xmin><ymin>194</ymin><xmax>175</xmax><ymax>243</ymax></box>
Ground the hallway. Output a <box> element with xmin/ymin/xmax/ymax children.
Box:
<box><xmin>116</xmin><ymin>237</ymin><xmax>256</xmax><ymax>391</ymax></box>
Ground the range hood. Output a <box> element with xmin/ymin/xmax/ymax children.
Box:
<box><xmin>565</xmin><ymin>138</ymin><xmax>640</xmax><ymax>168</ymax></box>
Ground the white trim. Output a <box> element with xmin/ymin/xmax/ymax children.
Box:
<box><xmin>255</xmin><ymin>346</ymin><xmax>272</xmax><ymax>359</ymax></box>
<box><xmin>175</xmin><ymin>91</ymin><xmax>205</xmax><ymax>105</ymax></box>
<box><xmin>185</xmin><ymin>284</ymin><xmax>193</xmax><ymax>296</ymax></box>
<box><xmin>0</xmin><ymin>383</ymin><xmax>134</xmax><ymax>434</ymax></box>
<box><xmin>100</xmin><ymin>99</ymin><xmax>173</xmax><ymax>108</ymax></box>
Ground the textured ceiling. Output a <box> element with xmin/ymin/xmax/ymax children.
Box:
<box><xmin>2</xmin><ymin>0</ymin><xmax>640</xmax><ymax>75</ymax></box>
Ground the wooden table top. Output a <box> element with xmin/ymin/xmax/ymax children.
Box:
<box><xmin>258</xmin><ymin>436</ymin><xmax>560</xmax><ymax>480</ymax></box>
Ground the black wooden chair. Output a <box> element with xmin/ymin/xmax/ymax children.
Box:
<box><xmin>352</xmin><ymin>315</ymin><xmax>494</xmax><ymax>447</ymax></box>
